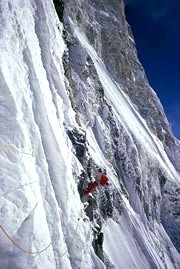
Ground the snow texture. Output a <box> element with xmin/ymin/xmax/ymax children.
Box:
<box><xmin>0</xmin><ymin>0</ymin><xmax>179</xmax><ymax>269</ymax></box>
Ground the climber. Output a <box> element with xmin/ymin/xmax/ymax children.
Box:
<box><xmin>83</xmin><ymin>182</ymin><xmax>98</xmax><ymax>196</ymax></box>
<box><xmin>83</xmin><ymin>168</ymin><xmax>109</xmax><ymax>197</ymax></box>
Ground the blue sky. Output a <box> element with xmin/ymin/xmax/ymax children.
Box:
<box><xmin>125</xmin><ymin>0</ymin><xmax>180</xmax><ymax>139</ymax></box>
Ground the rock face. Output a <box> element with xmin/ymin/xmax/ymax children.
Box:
<box><xmin>63</xmin><ymin>0</ymin><xmax>180</xmax><ymax>256</ymax></box>
<box><xmin>0</xmin><ymin>0</ymin><xmax>179</xmax><ymax>269</ymax></box>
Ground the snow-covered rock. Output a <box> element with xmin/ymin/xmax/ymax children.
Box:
<box><xmin>0</xmin><ymin>0</ymin><xmax>179</xmax><ymax>268</ymax></box>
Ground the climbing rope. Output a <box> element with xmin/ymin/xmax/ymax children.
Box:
<box><xmin>0</xmin><ymin>180</ymin><xmax>38</xmax><ymax>198</ymax></box>
<box><xmin>0</xmin><ymin>144</ymin><xmax>61</xmax><ymax>198</ymax></box>
<box><xmin>0</xmin><ymin>215</ymin><xmax>81</xmax><ymax>256</ymax></box>
<box><xmin>0</xmin><ymin>144</ymin><xmax>84</xmax><ymax>256</ymax></box>
<box><xmin>0</xmin><ymin>145</ymin><xmax>54</xmax><ymax>162</ymax></box>
<box><xmin>0</xmin><ymin>225</ymin><xmax>52</xmax><ymax>255</ymax></box>
<box><xmin>0</xmin><ymin>143</ymin><xmax>121</xmax><ymax>258</ymax></box>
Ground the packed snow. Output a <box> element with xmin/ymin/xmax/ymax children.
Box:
<box><xmin>0</xmin><ymin>1</ymin><xmax>179</xmax><ymax>269</ymax></box>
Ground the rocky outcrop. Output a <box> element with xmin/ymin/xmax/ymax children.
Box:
<box><xmin>58</xmin><ymin>0</ymin><xmax>180</xmax><ymax>259</ymax></box>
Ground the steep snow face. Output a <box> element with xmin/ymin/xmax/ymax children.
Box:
<box><xmin>0</xmin><ymin>1</ymin><xmax>179</xmax><ymax>269</ymax></box>
<box><xmin>0</xmin><ymin>1</ymin><xmax>96</xmax><ymax>269</ymax></box>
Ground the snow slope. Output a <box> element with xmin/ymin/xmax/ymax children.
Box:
<box><xmin>0</xmin><ymin>0</ymin><xmax>179</xmax><ymax>269</ymax></box>
<box><xmin>0</xmin><ymin>1</ymin><xmax>95</xmax><ymax>268</ymax></box>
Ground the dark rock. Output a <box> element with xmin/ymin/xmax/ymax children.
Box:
<box><xmin>67</xmin><ymin>129</ymin><xmax>86</xmax><ymax>162</ymax></box>
<box><xmin>84</xmin><ymin>195</ymin><xmax>97</xmax><ymax>221</ymax></box>
<box><xmin>53</xmin><ymin>0</ymin><xmax>64</xmax><ymax>22</ymax></box>
<box><xmin>78</xmin><ymin>171</ymin><xmax>86</xmax><ymax>198</ymax></box>
<box><xmin>92</xmin><ymin>231</ymin><xmax>104</xmax><ymax>262</ymax></box>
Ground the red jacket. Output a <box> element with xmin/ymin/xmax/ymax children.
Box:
<box><xmin>83</xmin><ymin>182</ymin><xmax>98</xmax><ymax>196</ymax></box>
<box><xmin>99</xmin><ymin>175</ymin><xmax>108</xmax><ymax>186</ymax></box>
